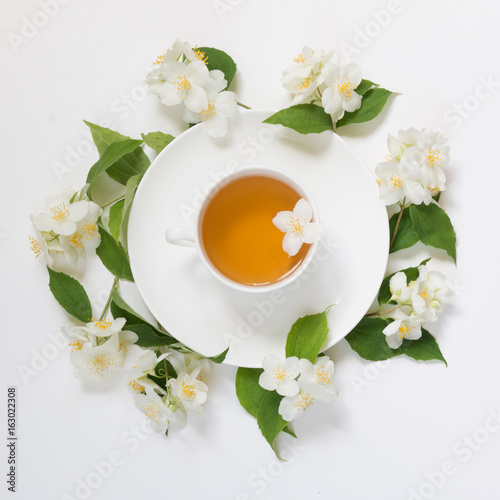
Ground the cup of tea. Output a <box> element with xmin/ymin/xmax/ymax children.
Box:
<box><xmin>165</xmin><ymin>167</ymin><xmax>322</xmax><ymax>293</ymax></box>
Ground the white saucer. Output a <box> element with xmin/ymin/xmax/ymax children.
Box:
<box><xmin>127</xmin><ymin>110</ymin><xmax>389</xmax><ymax>367</ymax></box>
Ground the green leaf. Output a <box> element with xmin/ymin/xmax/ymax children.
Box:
<box><xmin>345</xmin><ymin>317</ymin><xmax>446</xmax><ymax>364</ymax></box>
<box><xmin>196</xmin><ymin>47</ymin><xmax>237</xmax><ymax>89</ymax></box>
<box><xmin>110</xmin><ymin>289</ymin><xmax>150</xmax><ymax>325</ymax></box>
<box><xmin>126</xmin><ymin>324</ymin><xmax>176</xmax><ymax>348</ymax></box>
<box><xmin>108</xmin><ymin>199</ymin><xmax>124</xmax><ymax>242</ymax></box>
<box><xmin>95</xmin><ymin>224</ymin><xmax>134</xmax><ymax>281</ymax></box>
<box><xmin>86</xmin><ymin>139</ymin><xmax>144</xmax><ymax>186</ymax></box>
<box><xmin>401</xmin><ymin>328</ymin><xmax>447</xmax><ymax>365</ymax></box>
<box><xmin>84</xmin><ymin>121</ymin><xmax>150</xmax><ymax>186</ymax></box>
<box><xmin>106</xmin><ymin>147</ymin><xmax>150</xmax><ymax>186</ymax></box>
<box><xmin>141</xmin><ymin>132</ymin><xmax>175</xmax><ymax>153</ymax></box>
<box><xmin>377</xmin><ymin>259</ymin><xmax>431</xmax><ymax>306</ymax></box>
<box><xmin>122</xmin><ymin>175</ymin><xmax>142</xmax><ymax>220</ymax></box>
<box><xmin>389</xmin><ymin>208</ymin><xmax>419</xmax><ymax>254</ymax></box>
<box><xmin>235</xmin><ymin>367</ymin><xmax>266</xmax><ymax>419</ymax></box>
<box><xmin>285</xmin><ymin>311</ymin><xmax>329</xmax><ymax>363</ymax></box>
<box><xmin>409</xmin><ymin>203</ymin><xmax>457</xmax><ymax>263</ymax></box>
<box><xmin>257</xmin><ymin>391</ymin><xmax>288</xmax><ymax>455</ymax></box>
<box><xmin>336</xmin><ymin>87</ymin><xmax>394</xmax><ymax>128</ymax></box>
<box><xmin>84</xmin><ymin>121</ymin><xmax>130</xmax><ymax>155</ymax></box>
<box><xmin>356</xmin><ymin>79</ymin><xmax>378</xmax><ymax>96</ymax></box>
<box><xmin>345</xmin><ymin>317</ymin><xmax>398</xmax><ymax>361</ymax></box>
<box><xmin>263</xmin><ymin>104</ymin><xmax>334</xmax><ymax>134</ymax></box>
<box><xmin>47</xmin><ymin>267</ymin><xmax>92</xmax><ymax>323</ymax></box>
<box><xmin>235</xmin><ymin>367</ymin><xmax>291</xmax><ymax>455</ymax></box>
<box><xmin>207</xmin><ymin>347</ymin><xmax>229</xmax><ymax>364</ymax></box>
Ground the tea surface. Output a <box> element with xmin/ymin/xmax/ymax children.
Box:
<box><xmin>201</xmin><ymin>174</ymin><xmax>309</xmax><ymax>286</ymax></box>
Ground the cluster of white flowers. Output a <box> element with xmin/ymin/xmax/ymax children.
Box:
<box><xmin>62</xmin><ymin>317</ymin><xmax>138</xmax><ymax>383</ymax></box>
<box><xmin>145</xmin><ymin>40</ymin><xmax>238</xmax><ymax>138</ymax></box>
<box><xmin>381</xmin><ymin>264</ymin><xmax>455</xmax><ymax>349</ymax></box>
<box><xmin>128</xmin><ymin>350</ymin><xmax>210</xmax><ymax>434</ymax></box>
<box><xmin>376</xmin><ymin>128</ymin><xmax>451</xmax><ymax>207</ymax></box>
<box><xmin>281</xmin><ymin>46</ymin><xmax>363</xmax><ymax>123</ymax></box>
<box><xmin>259</xmin><ymin>354</ymin><xmax>338</xmax><ymax>422</ymax></box>
<box><xmin>29</xmin><ymin>186</ymin><xmax>101</xmax><ymax>269</ymax></box>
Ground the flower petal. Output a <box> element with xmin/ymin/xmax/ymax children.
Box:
<box><xmin>282</xmin><ymin>232</ymin><xmax>303</xmax><ymax>257</ymax></box>
<box><xmin>272</xmin><ymin>211</ymin><xmax>294</xmax><ymax>232</ymax></box>
<box><xmin>293</xmin><ymin>198</ymin><xmax>313</xmax><ymax>221</ymax></box>
<box><xmin>302</xmin><ymin>222</ymin><xmax>323</xmax><ymax>244</ymax></box>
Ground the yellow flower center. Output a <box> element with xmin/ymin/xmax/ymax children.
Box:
<box><xmin>50</xmin><ymin>203</ymin><xmax>70</xmax><ymax>221</ymax></box>
<box><xmin>398</xmin><ymin>323</ymin><xmax>415</xmax><ymax>339</ymax></box>
<box><xmin>419</xmin><ymin>287</ymin><xmax>431</xmax><ymax>306</ymax></box>
<box><xmin>316</xmin><ymin>366</ymin><xmax>333</xmax><ymax>385</ymax></box>
<box><xmin>87</xmin><ymin>354</ymin><xmax>115</xmax><ymax>377</ymax></box>
<box><xmin>70</xmin><ymin>231</ymin><xmax>83</xmax><ymax>249</ymax></box>
<box><xmin>287</xmin><ymin>218</ymin><xmax>304</xmax><ymax>234</ymax></box>
<box><xmin>28</xmin><ymin>236</ymin><xmax>42</xmax><ymax>258</ymax></box>
<box><xmin>426</xmin><ymin>149</ymin><xmax>442</xmax><ymax>168</ymax></box>
<box><xmin>181</xmin><ymin>381</ymin><xmax>196</xmax><ymax>400</ymax></box>
<box><xmin>154</xmin><ymin>53</ymin><xmax>165</xmax><ymax>65</ymax></box>
<box><xmin>390</xmin><ymin>175</ymin><xmax>403</xmax><ymax>191</ymax></box>
<box><xmin>273</xmin><ymin>366</ymin><xmax>289</xmax><ymax>382</ymax></box>
<box><xmin>337</xmin><ymin>77</ymin><xmax>357</xmax><ymax>100</ymax></box>
<box><xmin>293</xmin><ymin>53</ymin><xmax>305</xmax><ymax>64</ymax></box>
<box><xmin>200</xmin><ymin>101</ymin><xmax>216</xmax><ymax>121</ymax></box>
<box><xmin>295</xmin><ymin>77</ymin><xmax>312</xmax><ymax>91</ymax></box>
<box><xmin>92</xmin><ymin>319</ymin><xmax>112</xmax><ymax>330</ymax></box>
<box><xmin>82</xmin><ymin>223</ymin><xmax>98</xmax><ymax>240</ymax></box>
<box><xmin>129</xmin><ymin>381</ymin><xmax>145</xmax><ymax>393</ymax></box>
<box><xmin>174</xmin><ymin>75</ymin><xmax>191</xmax><ymax>95</ymax></box>
<box><xmin>141</xmin><ymin>403</ymin><xmax>160</xmax><ymax>423</ymax></box>
<box><xmin>69</xmin><ymin>340</ymin><xmax>83</xmax><ymax>352</ymax></box>
<box><xmin>193</xmin><ymin>46</ymin><xmax>208</xmax><ymax>64</ymax></box>
<box><xmin>293</xmin><ymin>393</ymin><xmax>314</xmax><ymax>410</ymax></box>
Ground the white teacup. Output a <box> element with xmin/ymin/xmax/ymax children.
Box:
<box><xmin>165</xmin><ymin>166</ymin><xmax>320</xmax><ymax>293</ymax></box>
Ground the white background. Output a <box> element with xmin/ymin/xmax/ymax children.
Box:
<box><xmin>2</xmin><ymin>0</ymin><xmax>500</xmax><ymax>499</ymax></box>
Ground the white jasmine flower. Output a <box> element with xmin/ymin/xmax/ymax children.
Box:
<box><xmin>153</xmin><ymin>39</ymin><xmax>189</xmax><ymax>66</ymax></box>
<box><xmin>281</xmin><ymin>47</ymin><xmax>340</xmax><ymax>104</ymax></box>
<box><xmin>382</xmin><ymin>315</ymin><xmax>423</xmax><ymax>349</ymax></box>
<box><xmin>279</xmin><ymin>390</ymin><xmax>315</xmax><ymax>422</ymax></box>
<box><xmin>259</xmin><ymin>355</ymin><xmax>300</xmax><ymax>397</ymax></box>
<box><xmin>298</xmin><ymin>357</ymin><xmax>339</xmax><ymax>403</ymax></box>
<box><xmin>272</xmin><ymin>198</ymin><xmax>323</xmax><ymax>257</ymax></box>
<box><xmin>321</xmin><ymin>63</ymin><xmax>362</xmax><ymax>122</ymax></box>
<box><xmin>32</xmin><ymin>194</ymin><xmax>89</xmax><ymax>236</ymax></box>
<box><xmin>183</xmin><ymin>89</ymin><xmax>238</xmax><ymax>138</ymax></box>
<box><xmin>79</xmin><ymin>317</ymin><xmax>127</xmax><ymax>337</ymax></box>
<box><xmin>134</xmin><ymin>386</ymin><xmax>186</xmax><ymax>434</ymax></box>
<box><xmin>69</xmin><ymin>334</ymin><xmax>124</xmax><ymax>383</ymax></box>
<box><xmin>145</xmin><ymin>59</ymin><xmax>210</xmax><ymax>113</ymax></box>
<box><xmin>60</xmin><ymin>201</ymin><xmax>101</xmax><ymax>262</ymax></box>
<box><xmin>127</xmin><ymin>349</ymin><xmax>168</xmax><ymax>394</ymax></box>
<box><xmin>168</xmin><ymin>352</ymin><xmax>211</xmax><ymax>385</ymax></box>
<box><xmin>169</xmin><ymin>372</ymin><xmax>208</xmax><ymax>414</ymax></box>
<box><xmin>28</xmin><ymin>227</ymin><xmax>55</xmax><ymax>268</ymax></box>
<box><xmin>388</xmin><ymin>272</ymin><xmax>415</xmax><ymax>305</ymax></box>
<box><xmin>411</xmin><ymin>266</ymin><xmax>455</xmax><ymax>322</ymax></box>
<box><xmin>385</xmin><ymin>128</ymin><xmax>450</xmax><ymax>195</ymax></box>
<box><xmin>375</xmin><ymin>160</ymin><xmax>429</xmax><ymax>206</ymax></box>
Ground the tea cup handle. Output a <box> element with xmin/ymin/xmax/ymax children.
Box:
<box><xmin>165</xmin><ymin>227</ymin><xmax>195</xmax><ymax>247</ymax></box>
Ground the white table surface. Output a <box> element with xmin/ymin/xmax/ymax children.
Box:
<box><xmin>2</xmin><ymin>1</ymin><xmax>499</xmax><ymax>499</ymax></box>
